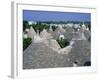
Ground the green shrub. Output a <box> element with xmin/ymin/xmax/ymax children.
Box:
<box><xmin>56</xmin><ymin>39</ymin><xmax>69</xmax><ymax>48</ymax></box>
<box><xmin>23</xmin><ymin>38</ymin><xmax>32</xmax><ymax>51</ymax></box>
<box><xmin>52</xmin><ymin>26</ymin><xmax>57</xmax><ymax>31</ymax></box>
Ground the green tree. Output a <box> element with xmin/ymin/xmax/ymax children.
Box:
<box><xmin>23</xmin><ymin>38</ymin><xmax>32</xmax><ymax>51</ymax></box>
<box><xmin>23</xmin><ymin>21</ymin><xmax>30</xmax><ymax>31</ymax></box>
<box><xmin>52</xmin><ymin>26</ymin><xmax>57</xmax><ymax>31</ymax></box>
<box><xmin>32</xmin><ymin>22</ymin><xmax>49</xmax><ymax>33</ymax></box>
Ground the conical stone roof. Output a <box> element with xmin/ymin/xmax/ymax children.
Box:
<box><xmin>40</xmin><ymin>29</ymin><xmax>53</xmax><ymax>39</ymax></box>
<box><xmin>27</xmin><ymin>27</ymin><xmax>36</xmax><ymax>39</ymax></box>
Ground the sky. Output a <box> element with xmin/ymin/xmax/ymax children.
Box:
<box><xmin>23</xmin><ymin>10</ymin><xmax>91</xmax><ymax>22</ymax></box>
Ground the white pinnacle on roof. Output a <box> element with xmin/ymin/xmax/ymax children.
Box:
<box><xmin>82</xmin><ymin>23</ymin><xmax>86</xmax><ymax>27</ymax></box>
<box><xmin>59</xmin><ymin>34</ymin><xmax>65</xmax><ymax>40</ymax></box>
<box><xmin>53</xmin><ymin>25</ymin><xmax>65</xmax><ymax>39</ymax></box>
<box><xmin>82</xmin><ymin>23</ymin><xmax>87</xmax><ymax>30</ymax></box>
